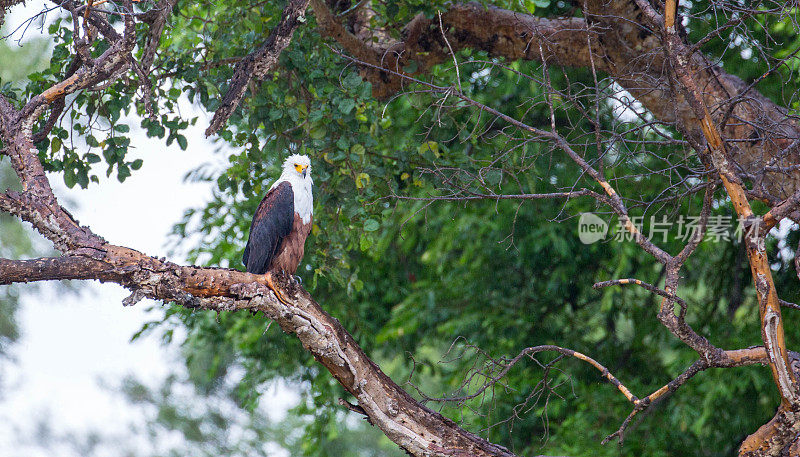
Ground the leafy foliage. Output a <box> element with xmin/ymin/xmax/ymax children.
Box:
<box><xmin>4</xmin><ymin>1</ymin><xmax>800</xmax><ymax>456</ymax></box>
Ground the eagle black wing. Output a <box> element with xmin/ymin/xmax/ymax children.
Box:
<box><xmin>242</xmin><ymin>181</ymin><xmax>294</xmax><ymax>274</ymax></box>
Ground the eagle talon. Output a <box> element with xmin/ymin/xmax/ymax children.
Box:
<box><xmin>265</xmin><ymin>272</ymin><xmax>291</xmax><ymax>305</ymax></box>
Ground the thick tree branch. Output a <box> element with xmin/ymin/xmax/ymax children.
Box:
<box><xmin>311</xmin><ymin>0</ymin><xmax>382</xmax><ymax>68</ymax></box>
<box><xmin>0</xmin><ymin>254</ymin><xmax>274</xmax><ymax>297</ymax></box>
<box><xmin>205</xmin><ymin>0</ymin><xmax>310</xmax><ymax>136</ymax></box>
<box><xmin>315</xmin><ymin>1</ymin><xmax>605</xmax><ymax>99</ymax></box>
<box><xmin>0</xmin><ymin>0</ymin><xmax>25</xmax><ymax>28</ymax></box>
<box><xmin>318</xmin><ymin>1</ymin><xmax>800</xmax><ymax>203</ymax></box>
<box><xmin>0</xmin><ymin>240</ymin><xmax>520</xmax><ymax>457</ymax></box>
<box><xmin>1</xmin><ymin>13</ymin><xmax>519</xmax><ymax>452</ymax></box>
<box><xmin>741</xmin><ymin>406</ymin><xmax>800</xmax><ymax>457</ymax></box>
<box><xmin>1</xmin><ymin>126</ymin><xmax>521</xmax><ymax>456</ymax></box>
<box><xmin>641</xmin><ymin>0</ymin><xmax>800</xmax><ymax>454</ymax></box>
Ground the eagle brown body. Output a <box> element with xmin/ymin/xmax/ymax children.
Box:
<box><xmin>270</xmin><ymin>213</ymin><xmax>312</xmax><ymax>274</ymax></box>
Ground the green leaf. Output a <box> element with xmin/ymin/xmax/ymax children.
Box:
<box><xmin>50</xmin><ymin>137</ymin><xmax>62</xmax><ymax>154</ymax></box>
<box><xmin>355</xmin><ymin>172</ymin><xmax>370</xmax><ymax>189</ymax></box>
<box><xmin>76</xmin><ymin>168</ymin><xmax>89</xmax><ymax>188</ymax></box>
<box><xmin>310</xmin><ymin>125</ymin><xmax>327</xmax><ymax>140</ymax></box>
<box><xmin>338</xmin><ymin>98</ymin><xmax>356</xmax><ymax>115</ymax></box>
<box><xmin>521</xmin><ymin>0</ymin><xmax>536</xmax><ymax>13</ymax></box>
<box><xmin>63</xmin><ymin>168</ymin><xmax>76</xmax><ymax>188</ymax></box>
<box><xmin>417</xmin><ymin>141</ymin><xmax>439</xmax><ymax>157</ymax></box>
<box><xmin>342</xmin><ymin>72</ymin><xmax>362</xmax><ymax>90</ymax></box>
<box><xmin>350</xmin><ymin>144</ymin><xmax>365</xmax><ymax>156</ymax></box>
<box><xmin>359</xmin><ymin>234</ymin><xmax>373</xmax><ymax>251</ymax></box>
<box><xmin>117</xmin><ymin>164</ymin><xmax>131</xmax><ymax>182</ymax></box>
<box><xmin>177</xmin><ymin>135</ymin><xmax>188</xmax><ymax>150</ymax></box>
<box><xmin>363</xmin><ymin>219</ymin><xmax>379</xmax><ymax>232</ymax></box>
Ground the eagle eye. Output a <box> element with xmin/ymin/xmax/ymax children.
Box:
<box><xmin>294</xmin><ymin>164</ymin><xmax>302</xmax><ymax>173</ymax></box>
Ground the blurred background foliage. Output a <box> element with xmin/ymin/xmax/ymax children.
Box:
<box><xmin>2</xmin><ymin>1</ymin><xmax>800</xmax><ymax>456</ymax></box>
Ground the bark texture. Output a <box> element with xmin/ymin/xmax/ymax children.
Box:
<box><xmin>315</xmin><ymin>1</ymin><xmax>800</xmax><ymax>204</ymax></box>
<box><xmin>205</xmin><ymin>0</ymin><xmax>311</xmax><ymax>136</ymax></box>
<box><xmin>0</xmin><ymin>252</ymin><xmax>517</xmax><ymax>457</ymax></box>
<box><xmin>4</xmin><ymin>0</ymin><xmax>800</xmax><ymax>456</ymax></box>
<box><xmin>0</xmin><ymin>4</ymin><xmax>517</xmax><ymax>453</ymax></box>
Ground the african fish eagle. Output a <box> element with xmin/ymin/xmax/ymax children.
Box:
<box><xmin>243</xmin><ymin>154</ymin><xmax>313</xmax><ymax>298</ymax></box>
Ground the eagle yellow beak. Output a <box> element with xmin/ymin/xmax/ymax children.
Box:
<box><xmin>295</xmin><ymin>163</ymin><xmax>308</xmax><ymax>177</ymax></box>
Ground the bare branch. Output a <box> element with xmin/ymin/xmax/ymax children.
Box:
<box><xmin>18</xmin><ymin>1</ymin><xmax>135</xmax><ymax>124</ymax></box>
<box><xmin>139</xmin><ymin>0</ymin><xmax>176</xmax><ymax>71</ymax></box>
<box><xmin>390</xmin><ymin>189</ymin><xmax>611</xmax><ymax>205</ymax></box>
<box><xmin>331</xmin><ymin>48</ymin><xmax>673</xmax><ymax>264</ymax></box>
<box><xmin>414</xmin><ymin>344</ymin><xmax>639</xmax><ymax>406</ymax></box>
<box><xmin>763</xmin><ymin>186</ymin><xmax>800</xmax><ymax>231</ymax></box>
<box><xmin>607</xmin><ymin>346</ymin><xmax>785</xmax><ymax>445</ymax></box>
<box><xmin>593</xmin><ymin>278</ymin><xmax>687</xmax><ymax>311</ymax></box>
<box><xmin>662</xmin><ymin>0</ymin><xmax>798</xmax><ymax>410</ymax></box>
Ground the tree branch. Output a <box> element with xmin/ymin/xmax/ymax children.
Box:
<box><xmin>205</xmin><ymin>0</ymin><xmax>311</xmax><ymax>136</ymax></box>
<box><xmin>315</xmin><ymin>1</ymin><xmax>605</xmax><ymax>99</ymax></box>
<box><xmin>318</xmin><ymin>1</ymin><xmax>800</xmax><ymax>203</ymax></box>
<box><xmin>1</xmin><ymin>13</ymin><xmax>520</xmax><ymax>452</ymax></box>
<box><xmin>0</xmin><ymin>250</ymin><xmax>520</xmax><ymax>457</ymax></box>
<box><xmin>741</xmin><ymin>405</ymin><xmax>800</xmax><ymax>457</ymax></box>
<box><xmin>139</xmin><ymin>0</ymin><xmax>176</xmax><ymax>71</ymax></box>
<box><xmin>641</xmin><ymin>0</ymin><xmax>800</xmax><ymax>453</ymax></box>
<box><xmin>18</xmin><ymin>0</ymin><xmax>135</xmax><ymax>126</ymax></box>
<box><xmin>1</xmin><ymin>125</ymin><xmax>522</xmax><ymax>455</ymax></box>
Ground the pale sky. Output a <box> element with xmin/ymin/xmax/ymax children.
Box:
<box><xmin>1</xmin><ymin>112</ymin><xmax>212</xmax><ymax>456</ymax></box>
<box><xmin>0</xmin><ymin>107</ymin><xmax>218</xmax><ymax>455</ymax></box>
<box><xmin>1</xmin><ymin>3</ymin><xmax>295</xmax><ymax>455</ymax></box>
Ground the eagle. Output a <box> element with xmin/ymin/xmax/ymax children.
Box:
<box><xmin>243</xmin><ymin>154</ymin><xmax>313</xmax><ymax>302</ymax></box>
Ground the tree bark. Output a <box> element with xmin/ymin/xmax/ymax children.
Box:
<box><xmin>315</xmin><ymin>1</ymin><xmax>800</xmax><ymax>204</ymax></box>
<box><xmin>0</xmin><ymin>228</ymin><xmax>520</xmax><ymax>457</ymax></box>
<box><xmin>205</xmin><ymin>0</ymin><xmax>311</xmax><ymax>136</ymax></box>
<box><xmin>4</xmin><ymin>0</ymin><xmax>800</xmax><ymax>455</ymax></box>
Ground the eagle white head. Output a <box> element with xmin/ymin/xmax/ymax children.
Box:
<box><xmin>271</xmin><ymin>154</ymin><xmax>313</xmax><ymax>224</ymax></box>
<box><xmin>282</xmin><ymin>153</ymin><xmax>312</xmax><ymax>180</ymax></box>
